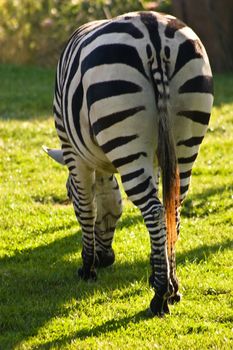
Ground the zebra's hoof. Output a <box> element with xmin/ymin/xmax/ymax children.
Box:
<box><xmin>96</xmin><ymin>249</ymin><xmax>115</xmax><ymax>268</ymax></box>
<box><xmin>169</xmin><ymin>292</ymin><xmax>182</xmax><ymax>304</ymax></box>
<box><xmin>77</xmin><ymin>267</ymin><xmax>97</xmax><ymax>281</ymax></box>
<box><xmin>149</xmin><ymin>296</ymin><xmax>170</xmax><ymax>317</ymax></box>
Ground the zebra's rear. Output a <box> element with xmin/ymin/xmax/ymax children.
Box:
<box><xmin>52</xmin><ymin>11</ymin><xmax>213</xmax><ymax>316</ymax></box>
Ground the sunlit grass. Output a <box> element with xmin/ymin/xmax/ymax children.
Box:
<box><xmin>0</xmin><ymin>65</ymin><xmax>232</xmax><ymax>349</ymax></box>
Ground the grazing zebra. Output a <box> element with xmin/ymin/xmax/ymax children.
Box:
<box><xmin>46</xmin><ymin>11</ymin><xmax>214</xmax><ymax>316</ymax></box>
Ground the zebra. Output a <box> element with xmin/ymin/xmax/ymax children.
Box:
<box><xmin>45</xmin><ymin>11</ymin><xmax>214</xmax><ymax>316</ymax></box>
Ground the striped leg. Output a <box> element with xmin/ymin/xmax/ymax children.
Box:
<box><xmin>66</xmin><ymin>169</ymin><xmax>122</xmax><ymax>271</ymax></box>
<box><xmin>151</xmin><ymin>168</ymin><xmax>181</xmax><ymax>307</ymax></box>
<box><xmin>63</xmin><ymin>151</ymin><xmax>98</xmax><ymax>280</ymax></box>
<box><xmin>120</xmin><ymin>166</ymin><xmax>170</xmax><ymax>316</ymax></box>
<box><xmin>54</xmin><ymin>107</ymin><xmax>97</xmax><ymax>276</ymax></box>
<box><xmin>167</xmin><ymin>240</ymin><xmax>180</xmax><ymax>305</ymax></box>
<box><xmin>95</xmin><ymin>173</ymin><xmax>122</xmax><ymax>267</ymax></box>
<box><xmin>54</xmin><ymin>114</ymin><xmax>101</xmax><ymax>279</ymax></box>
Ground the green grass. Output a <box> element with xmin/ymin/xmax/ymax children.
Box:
<box><xmin>0</xmin><ymin>64</ymin><xmax>232</xmax><ymax>350</ymax></box>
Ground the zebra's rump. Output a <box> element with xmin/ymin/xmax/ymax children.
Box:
<box><xmin>54</xmin><ymin>11</ymin><xmax>213</xmax><ymax>172</ymax></box>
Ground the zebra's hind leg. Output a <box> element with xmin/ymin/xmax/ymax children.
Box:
<box><xmin>168</xmin><ymin>250</ymin><xmax>181</xmax><ymax>305</ymax></box>
<box><xmin>65</xmin><ymin>155</ymin><xmax>98</xmax><ymax>281</ymax></box>
<box><xmin>147</xmin><ymin>204</ymin><xmax>171</xmax><ymax>316</ymax></box>
<box><xmin>95</xmin><ymin>173</ymin><xmax>122</xmax><ymax>268</ymax></box>
<box><xmin>121</xmin><ymin>169</ymin><xmax>170</xmax><ymax>316</ymax></box>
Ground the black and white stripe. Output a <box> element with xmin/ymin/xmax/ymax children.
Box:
<box><xmin>52</xmin><ymin>11</ymin><xmax>214</xmax><ymax>316</ymax></box>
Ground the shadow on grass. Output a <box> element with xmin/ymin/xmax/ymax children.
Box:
<box><xmin>0</xmin><ymin>225</ymin><xmax>232</xmax><ymax>349</ymax></box>
<box><xmin>177</xmin><ymin>239</ymin><xmax>233</xmax><ymax>265</ymax></box>
<box><xmin>181</xmin><ymin>184</ymin><xmax>232</xmax><ymax>218</ymax></box>
<box><xmin>0</xmin><ymin>228</ymin><xmax>149</xmax><ymax>350</ymax></box>
<box><xmin>1</xmin><ymin>182</ymin><xmax>232</xmax><ymax>349</ymax></box>
<box><xmin>35</xmin><ymin>309</ymin><xmax>151</xmax><ymax>350</ymax></box>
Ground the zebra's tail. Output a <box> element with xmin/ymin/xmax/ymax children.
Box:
<box><xmin>156</xmin><ymin>82</ymin><xmax>180</xmax><ymax>258</ymax></box>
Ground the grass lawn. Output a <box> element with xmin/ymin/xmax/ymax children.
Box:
<box><xmin>0</xmin><ymin>64</ymin><xmax>232</xmax><ymax>350</ymax></box>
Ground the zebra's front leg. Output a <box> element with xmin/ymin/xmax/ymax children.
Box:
<box><xmin>95</xmin><ymin>173</ymin><xmax>122</xmax><ymax>268</ymax></box>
